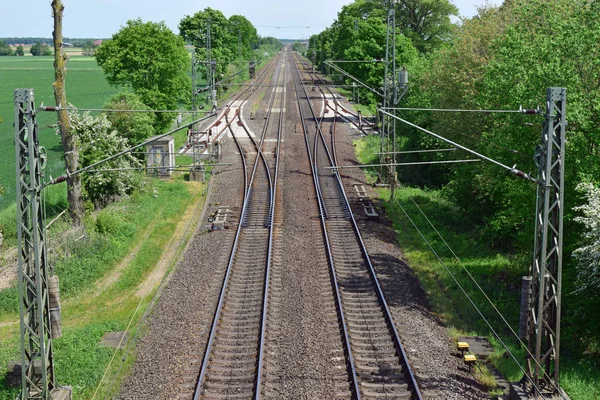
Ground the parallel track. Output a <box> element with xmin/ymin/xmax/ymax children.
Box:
<box><xmin>292</xmin><ymin>52</ymin><xmax>423</xmax><ymax>400</ymax></box>
<box><xmin>193</xmin><ymin>50</ymin><xmax>287</xmax><ymax>400</ymax></box>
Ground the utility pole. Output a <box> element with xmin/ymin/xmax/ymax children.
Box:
<box><xmin>191</xmin><ymin>51</ymin><xmax>198</xmax><ymax>131</ymax></box>
<box><xmin>311</xmin><ymin>50</ymin><xmax>316</xmax><ymax>85</ymax></box>
<box><xmin>238</xmin><ymin>30</ymin><xmax>242</xmax><ymax>62</ymax></box>
<box><xmin>382</xmin><ymin>0</ymin><xmax>397</xmax><ymax>198</ymax></box>
<box><xmin>518</xmin><ymin>88</ymin><xmax>567</xmax><ymax>399</ymax></box>
<box><xmin>206</xmin><ymin>17</ymin><xmax>217</xmax><ymax>113</ymax></box>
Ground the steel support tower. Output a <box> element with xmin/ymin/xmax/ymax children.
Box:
<box><xmin>524</xmin><ymin>87</ymin><xmax>566</xmax><ymax>396</ymax></box>
<box><xmin>191</xmin><ymin>51</ymin><xmax>199</xmax><ymax>132</ymax></box>
<box><xmin>14</xmin><ymin>89</ymin><xmax>55</xmax><ymax>399</ymax></box>
<box><xmin>206</xmin><ymin>17</ymin><xmax>217</xmax><ymax>111</ymax></box>
<box><xmin>382</xmin><ymin>0</ymin><xmax>397</xmax><ymax>197</ymax></box>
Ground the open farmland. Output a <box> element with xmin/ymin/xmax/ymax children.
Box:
<box><xmin>0</xmin><ymin>56</ymin><xmax>118</xmax><ymax>210</ymax></box>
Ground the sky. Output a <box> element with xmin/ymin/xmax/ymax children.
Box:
<box><xmin>1</xmin><ymin>0</ymin><xmax>503</xmax><ymax>40</ymax></box>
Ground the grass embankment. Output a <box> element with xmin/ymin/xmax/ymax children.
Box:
<box><xmin>355</xmin><ymin>136</ymin><xmax>600</xmax><ymax>399</ymax></box>
<box><xmin>0</xmin><ymin>177</ymin><xmax>205</xmax><ymax>399</ymax></box>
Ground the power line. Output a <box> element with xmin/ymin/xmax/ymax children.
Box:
<box><xmin>428</xmin><ymin>120</ymin><xmax>527</xmax><ymax>157</ymax></box>
<box><xmin>404</xmin><ymin>188</ymin><xmax>566</xmax><ymax>396</ymax></box>
<box><xmin>328</xmin><ymin>159</ymin><xmax>481</xmax><ymax>169</ymax></box>
<box><xmin>383</xmin><ymin>107</ymin><xmax>539</xmax><ymax>114</ymax></box>
<box><xmin>377</xmin><ymin>148</ymin><xmax>457</xmax><ymax>155</ymax></box>
<box><xmin>328</xmin><ymin>59</ymin><xmax>384</xmax><ymax>63</ymax></box>
<box><xmin>82</xmin><ymin>163</ymin><xmax>233</xmax><ymax>174</ymax></box>
<box><xmin>392</xmin><ymin>196</ymin><xmax>552</xmax><ymax>399</ymax></box>
<box><xmin>45</xmin><ymin>114</ymin><xmax>216</xmax><ymax>186</ymax></box>
<box><xmin>61</xmin><ymin>107</ymin><xmax>214</xmax><ymax>114</ymax></box>
<box><xmin>380</xmin><ymin>110</ymin><xmax>538</xmax><ymax>183</ymax></box>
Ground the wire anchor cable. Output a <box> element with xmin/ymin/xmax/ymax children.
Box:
<box><xmin>379</xmin><ymin>110</ymin><xmax>538</xmax><ymax>183</ymax></box>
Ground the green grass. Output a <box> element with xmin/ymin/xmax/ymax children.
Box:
<box><xmin>0</xmin><ymin>177</ymin><xmax>204</xmax><ymax>398</ymax></box>
<box><xmin>0</xmin><ymin>56</ymin><xmax>119</xmax><ymax>211</ymax></box>
<box><xmin>354</xmin><ymin>136</ymin><xmax>600</xmax><ymax>399</ymax></box>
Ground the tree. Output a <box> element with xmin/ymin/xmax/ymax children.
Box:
<box><xmin>396</xmin><ymin>0</ymin><xmax>458</xmax><ymax>52</ymax></box>
<box><xmin>95</xmin><ymin>19</ymin><xmax>191</xmax><ymax>132</ymax></box>
<box><xmin>52</xmin><ymin>0</ymin><xmax>83</xmax><ymax>226</ymax></box>
<box><xmin>179</xmin><ymin>8</ymin><xmax>236</xmax><ymax>85</ymax></box>
<box><xmin>308</xmin><ymin>0</ymin><xmax>418</xmax><ymax>105</ymax></box>
<box><xmin>0</xmin><ymin>40</ymin><xmax>13</xmax><ymax>56</ymax></box>
<box><xmin>81</xmin><ymin>39</ymin><xmax>96</xmax><ymax>56</ymax></box>
<box><xmin>30</xmin><ymin>41</ymin><xmax>52</xmax><ymax>56</ymax></box>
<box><xmin>229</xmin><ymin>15</ymin><xmax>259</xmax><ymax>61</ymax></box>
<box><xmin>103</xmin><ymin>92</ymin><xmax>156</xmax><ymax>146</ymax></box>
<box><xmin>15</xmin><ymin>45</ymin><xmax>24</xmax><ymax>56</ymax></box>
<box><xmin>67</xmin><ymin>110</ymin><xmax>141</xmax><ymax>206</ymax></box>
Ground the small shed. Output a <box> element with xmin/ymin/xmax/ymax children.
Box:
<box><xmin>146</xmin><ymin>135</ymin><xmax>175</xmax><ymax>176</ymax></box>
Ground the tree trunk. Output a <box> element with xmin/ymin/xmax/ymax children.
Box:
<box><xmin>52</xmin><ymin>0</ymin><xmax>82</xmax><ymax>226</ymax></box>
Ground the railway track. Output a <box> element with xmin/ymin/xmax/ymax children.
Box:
<box><xmin>192</xmin><ymin>50</ymin><xmax>287</xmax><ymax>400</ymax></box>
<box><xmin>292</xmin><ymin>52</ymin><xmax>423</xmax><ymax>400</ymax></box>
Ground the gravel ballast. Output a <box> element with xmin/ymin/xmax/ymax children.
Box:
<box><xmin>117</xmin><ymin>51</ymin><xmax>492</xmax><ymax>399</ymax></box>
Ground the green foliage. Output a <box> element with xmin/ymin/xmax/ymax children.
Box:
<box><xmin>229</xmin><ymin>15</ymin><xmax>259</xmax><ymax>61</ymax></box>
<box><xmin>0</xmin><ymin>178</ymin><xmax>198</xmax><ymax>399</ymax></box>
<box><xmin>292</xmin><ymin>42</ymin><xmax>304</xmax><ymax>52</ymax></box>
<box><xmin>52</xmin><ymin>322</ymin><xmax>117</xmax><ymax>398</ymax></box>
<box><xmin>81</xmin><ymin>39</ymin><xmax>97</xmax><ymax>56</ymax></box>
<box><xmin>0</xmin><ymin>41</ymin><xmax>13</xmax><ymax>56</ymax></box>
<box><xmin>400</xmin><ymin>0</ymin><xmax>600</xmax><ymax>252</ymax></box>
<box><xmin>29</xmin><ymin>41</ymin><xmax>52</xmax><ymax>56</ymax></box>
<box><xmin>0</xmin><ymin>287</ymin><xmax>18</xmax><ymax>315</ymax></box>
<box><xmin>308</xmin><ymin>0</ymin><xmax>420</xmax><ymax>105</ymax></box>
<box><xmin>67</xmin><ymin>109</ymin><xmax>141</xmax><ymax>206</ymax></box>
<box><xmin>256</xmin><ymin>37</ymin><xmax>282</xmax><ymax>62</ymax></box>
<box><xmin>103</xmin><ymin>92</ymin><xmax>155</xmax><ymax>145</ymax></box>
<box><xmin>0</xmin><ymin>201</ymin><xmax>16</xmax><ymax>247</ymax></box>
<box><xmin>49</xmin><ymin>179</ymin><xmax>188</xmax><ymax>298</ymax></box>
<box><xmin>95</xmin><ymin>19</ymin><xmax>191</xmax><ymax>132</ymax></box>
<box><xmin>14</xmin><ymin>46</ymin><xmax>23</xmax><ymax>57</ymax></box>
<box><xmin>180</xmin><ymin>8</ymin><xmax>236</xmax><ymax>84</ymax></box>
<box><xmin>573</xmin><ymin>183</ymin><xmax>600</xmax><ymax>295</ymax></box>
<box><xmin>396</xmin><ymin>0</ymin><xmax>458</xmax><ymax>52</ymax></box>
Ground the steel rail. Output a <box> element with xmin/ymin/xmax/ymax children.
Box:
<box><xmin>193</xmin><ymin>51</ymin><xmax>283</xmax><ymax>400</ymax></box>
<box><xmin>256</xmin><ymin>49</ymin><xmax>288</xmax><ymax>398</ymax></box>
<box><xmin>292</xmin><ymin>52</ymin><xmax>362</xmax><ymax>400</ymax></box>
<box><xmin>297</xmin><ymin>56</ymin><xmax>377</xmax><ymax>136</ymax></box>
<box><xmin>298</xmin><ymin>52</ymin><xmax>424</xmax><ymax>400</ymax></box>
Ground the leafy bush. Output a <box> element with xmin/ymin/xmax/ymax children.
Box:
<box><xmin>103</xmin><ymin>92</ymin><xmax>155</xmax><ymax>146</ymax></box>
<box><xmin>66</xmin><ymin>109</ymin><xmax>141</xmax><ymax>206</ymax></box>
<box><xmin>573</xmin><ymin>183</ymin><xmax>600</xmax><ymax>295</ymax></box>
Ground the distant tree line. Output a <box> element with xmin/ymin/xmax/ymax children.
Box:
<box><xmin>0</xmin><ymin>37</ymin><xmax>102</xmax><ymax>46</ymax></box>
<box><xmin>0</xmin><ymin>40</ymin><xmax>13</xmax><ymax>55</ymax></box>
<box><xmin>0</xmin><ymin>40</ymin><xmax>25</xmax><ymax>56</ymax></box>
<box><xmin>81</xmin><ymin>40</ymin><xmax>98</xmax><ymax>56</ymax></box>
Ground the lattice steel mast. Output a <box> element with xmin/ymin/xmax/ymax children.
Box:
<box><xmin>382</xmin><ymin>0</ymin><xmax>398</xmax><ymax>197</ymax></box>
<box><xmin>14</xmin><ymin>89</ymin><xmax>55</xmax><ymax>400</ymax></box>
<box><xmin>523</xmin><ymin>87</ymin><xmax>566</xmax><ymax>397</ymax></box>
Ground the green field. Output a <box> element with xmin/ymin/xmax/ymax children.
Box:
<box><xmin>0</xmin><ymin>56</ymin><xmax>118</xmax><ymax>210</ymax></box>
